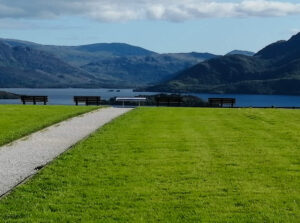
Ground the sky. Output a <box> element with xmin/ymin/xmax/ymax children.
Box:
<box><xmin>0</xmin><ymin>0</ymin><xmax>299</xmax><ymax>54</ymax></box>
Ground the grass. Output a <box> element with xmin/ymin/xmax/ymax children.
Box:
<box><xmin>0</xmin><ymin>107</ymin><xmax>299</xmax><ymax>222</ymax></box>
<box><xmin>0</xmin><ymin>105</ymin><xmax>98</xmax><ymax>146</ymax></box>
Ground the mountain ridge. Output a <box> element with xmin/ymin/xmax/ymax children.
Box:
<box><xmin>226</xmin><ymin>50</ymin><xmax>255</xmax><ymax>56</ymax></box>
<box><xmin>0</xmin><ymin>38</ymin><xmax>218</xmax><ymax>87</ymax></box>
<box><xmin>0</xmin><ymin>41</ymin><xmax>114</xmax><ymax>88</ymax></box>
<box><xmin>144</xmin><ymin>33</ymin><xmax>300</xmax><ymax>95</ymax></box>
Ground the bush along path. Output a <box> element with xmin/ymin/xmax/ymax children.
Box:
<box><xmin>0</xmin><ymin>107</ymin><xmax>132</xmax><ymax>197</ymax></box>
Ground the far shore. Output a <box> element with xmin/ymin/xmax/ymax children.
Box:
<box><xmin>0</xmin><ymin>91</ymin><xmax>19</xmax><ymax>99</ymax></box>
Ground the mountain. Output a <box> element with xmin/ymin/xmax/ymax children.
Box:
<box><xmin>81</xmin><ymin>53</ymin><xmax>218</xmax><ymax>86</ymax></box>
<box><xmin>166</xmin><ymin>52</ymin><xmax>217</xmax><ymax>61</ymax></box>
<box><xmin>0</xmin><ymin>39</ymin><xmax>156</xmax><ymax>66</ymax></box>
<box><xmin>75</xmin><ymin>43</ymin><xmax>156</xmax><ymax>56</ymax></box>
<box><xmin>0</xmin><ymin>38</ymin><xmax>218</xmax><ymax>87</ymax></box>
<box><xmin>0</xmin><ymin>41</ymin><xmax>115</xmax><ymax>88</ymax></box>
<box><xmin>145</xmin><ymin>33</ymin><xmax>300</xmax><ymax>95</ymax></box>
<box><xmin>226</xmin><ymin>50</ymin><xmax>255</xmax><ymax>56</ymax></box>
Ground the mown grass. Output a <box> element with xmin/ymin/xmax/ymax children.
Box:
<box><xmin>0</xmin><ymin>107</ymin><xmax>299</xmax><ymax>222</ymax></box>
<box><xmin>0</xmin><ymin>105</ymin><xmax>98</xmax><ymax>146</ymax></box>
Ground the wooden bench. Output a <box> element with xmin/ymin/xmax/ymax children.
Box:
<box><xmin>208</xmin><ymin>98</ymin><xmax>236</xmax><ymax>107</ymax></box>
<box><xmin>155</xmin><ymin>96</ymin><xmax>183</xmax><ymax>107</ymax></box>
<box><xmin>74</xmin><ymin>96</ymin><xmax>101</xmax><ymax>106</ymax></box>
<box><xmin>21</xmin><ymin>95</ymin><xmax>48</xmax><ymax>105</ymax></box>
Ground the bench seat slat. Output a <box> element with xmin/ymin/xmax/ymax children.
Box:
<box><xmin>208</xmin><ymin>98</ymin><xmax>236</xmax><ymax>107</ymax></box>
<box><xmin>74</xmin><ymin>96</ymin><xmax>101</xmax><ymax>106</ymax></box>
<box><xmin>155</xmin><ymin>96</ymin><xmax>183</xmax><ymax>107</ymax></box>
<box><xmin>21</xmin><ymin>95</ymin><xmax>48</xmax><ymax>105</ymax></box>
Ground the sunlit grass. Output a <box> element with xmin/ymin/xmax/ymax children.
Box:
<box><xmin>0</xmin><ymin>105</ymin><xmax>98</xmax><ymax>146</ymax></box>
<box><xmin>0</xmin><ymin>107</ymin><xmax>299</xmax><ymax>222</ymax></box>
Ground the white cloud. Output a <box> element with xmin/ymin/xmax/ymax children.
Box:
<box><xmin>0</xmin><ymin>0</ymin><xmax>300</xmax><ymax>22</ymax></box>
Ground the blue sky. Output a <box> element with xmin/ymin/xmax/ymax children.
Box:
<box><xmin>0</xmin><ymin>0</ymin><xmax>299</xmax><ymax>54</ymax></box>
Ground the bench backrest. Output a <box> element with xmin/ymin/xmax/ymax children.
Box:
<box><xmin>21</xmin><ymin>96</ymin><xmax>48</xmax><ymax>102</ymax></box>
<box><xmin>116</xmin><ymin>97</ymin><xmax>146</xmax><ymax>102</ymax></box>
<box><xmin>155</xmin><ymin>96</ymin><xmax>182</xmax><ymax>103</ymax></box>
<box><xmin>74</xmin><ymin>96</ymin><xmax>101</xmax><ymax>102</ymax></box>
<box><xmin>209</xmin><ymin>98</ymin><xmax>236</xmax><ymax>106</ymax></box>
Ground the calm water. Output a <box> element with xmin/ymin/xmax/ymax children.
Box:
<box><xmin>0</xmin><ymin>88</ymin><xmax>156</xmax><ymax>105</ymax></box>
<box><xmin>0</xmin><ymin>88</ymin><xmax>300</xmax><ymax>107</ymax></box>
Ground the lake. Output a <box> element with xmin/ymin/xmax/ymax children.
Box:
<box><xmin>0</xmin><ymin>88</ymin><xmax>300</xmax><ymax>107</ymax></box>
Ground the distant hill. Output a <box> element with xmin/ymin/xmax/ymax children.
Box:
<box><xmin>0</xmin><ymin>42</ymin><xmax>114</xmax><ymax>88</ymax></box>
<box><xmin>0</xmin><ymin>39</ymin><xmax>156</xmax><ymax>66</ymax></box>
<box><xmin>166</xmin><ymin>52</ymin><xmax>218</xmax><ymax>61</ymax></box>
<box><xmin>0</xmin><ymin>90</ymin><xmax>19</xmax><ymax>99</ymax></box>
<box><xmin>0</xmin><ymin>39</ymin><xmax>218</xmax><ymax>87</ymax></box>
<box><xmin>75</xmin><ymin>43</ymin><xmax>156</xmax><ymax>56</ymax></box>
<box><xmin>226</xmin><ymin>50</ymin><xmax>255</xmax><ymax>56</ymax></box>
<box><xmin>145</xmin><ymin>33</ymin><xmax>300</xmax><ymax>95</ymax></box>
<box><xmin>81</xmin><ymin>53</ymin><xmax>218</xmax><ymax>86</ymax></box>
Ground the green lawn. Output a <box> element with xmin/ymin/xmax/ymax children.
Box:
<box><xmin>0</xmin><ymin>107</ymin><xmax>299</xmax><ymax>222</ymax></box>
<box><xmin>0</xmin><ymin>105</ymin><xmax>98</xmax><ymax>146</ymax></box>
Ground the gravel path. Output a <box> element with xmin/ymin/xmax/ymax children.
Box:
<box><xmin>0</xmin><ymin>107</ymin><xmax>133</xmax><ymax>197</ymax></box>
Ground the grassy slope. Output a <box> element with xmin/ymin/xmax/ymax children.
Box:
<box><xmin>0</xmin><ymin>108</ymin><xmax>299</xmax><ymax>222</ymax></box>
<box><xmin>0</xmin><ymin>105</ymin><xmax>98</xmax><ymax>146</ymax></box>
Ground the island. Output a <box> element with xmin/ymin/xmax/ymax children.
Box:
<box><xmin>0</xmin><ymin>91</ymin><xmax>20</xmax><ymax>99</ymax></box>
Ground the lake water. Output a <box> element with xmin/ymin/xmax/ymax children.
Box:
<box><xmin>0</xmin><ymin>88</ymin><xmax>300</xmax><ymax>107</ymax></box>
